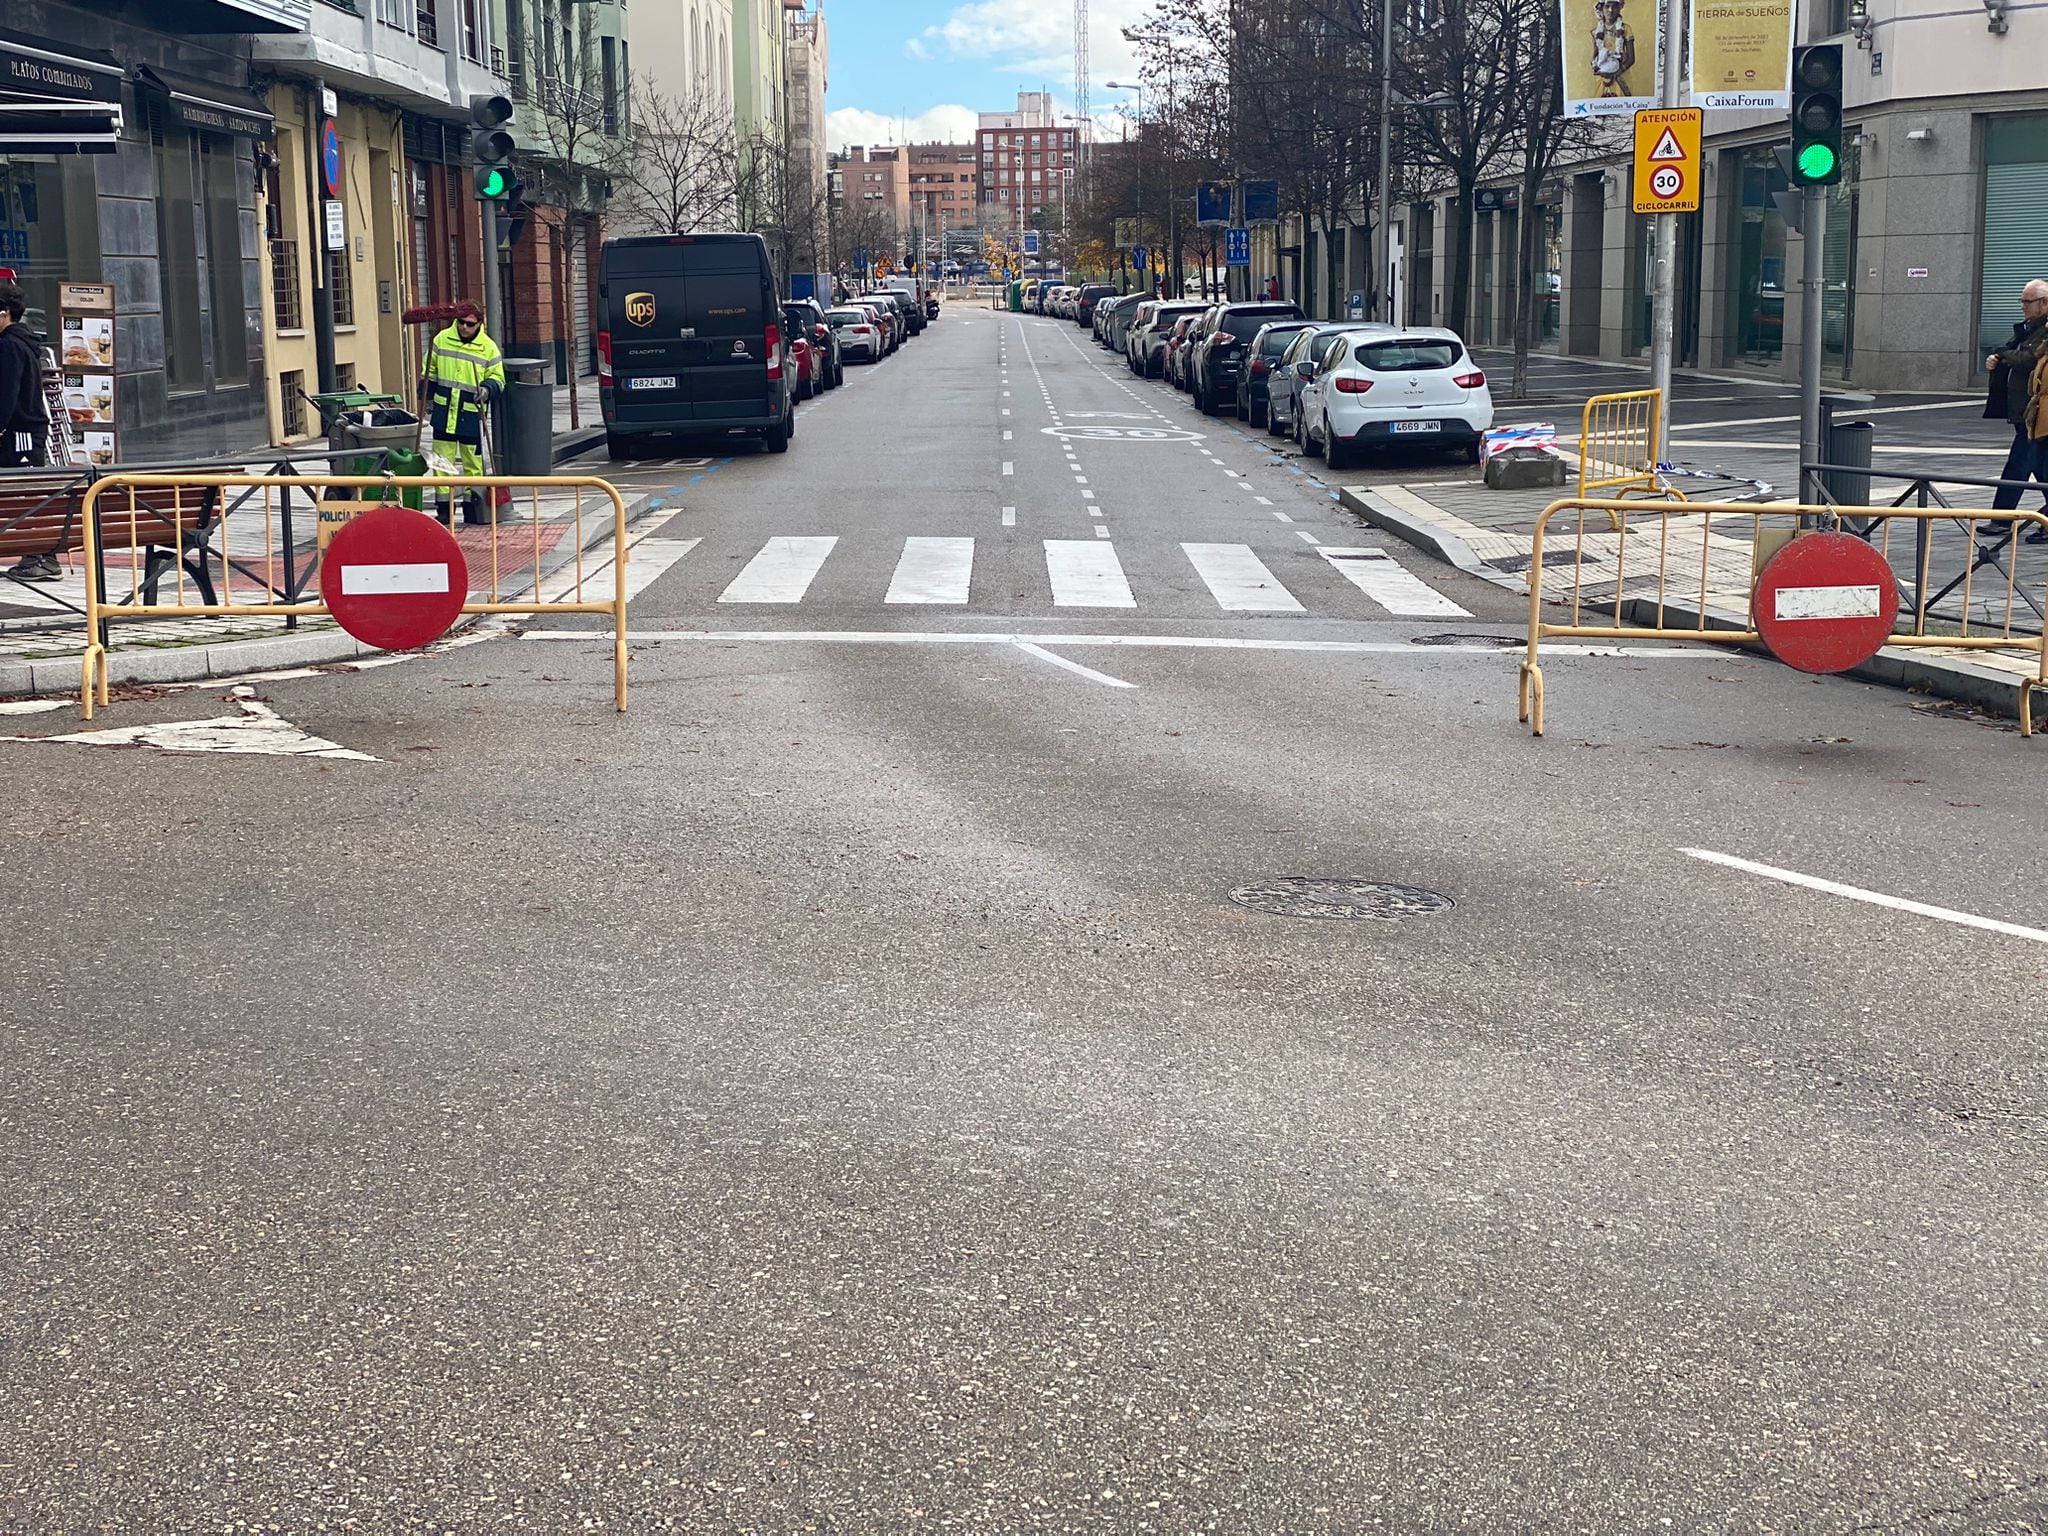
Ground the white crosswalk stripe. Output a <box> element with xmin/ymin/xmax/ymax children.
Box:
<box><xmin>1318</xmin><ymin>548</ymin><xmax>1471</xmax><ymax>617</ymax></box>
<box><xmin>631</xmin><ymin>535</ymin><xmax>1466</xmax><ymax>619</ymax></box>
<box><xmin>886</xmin><ymin>536</ymin><xmax>974</xmax><ymax>604</ymax></box>
<box><xmin>719</xmin><ymin>535</ymin><xmax>838</xmax><ymax>603</ymax></box>
<box><xmin>1181</xmin><ymin>543</ymin><xmax>1304</xmax><ymax>613</ymax></box>
<box><xmin>1045</xmin><ymin>539</ymin><xmax>1135</xmax><ymax>607</ymax></box>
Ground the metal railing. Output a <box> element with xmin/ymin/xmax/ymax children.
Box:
<box><xmin>1803</xmin><ymin>462</ymin><xmax>2048</xmax><ymax>636</ymax></box>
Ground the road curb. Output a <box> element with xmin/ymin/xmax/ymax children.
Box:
<box><xmin>0</xmin><ymin>483</ymin><xmax>661</xmax><ymax>701</ymax></box>
<box><xmin>1337</xmin><ymin>482</ymin><xmax>2046</xmax><ymax>727</ymax></box>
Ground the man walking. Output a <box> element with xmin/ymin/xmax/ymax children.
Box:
<box><xmin>0</xmin><ymin>279</ymin><xmax>58</xmax><ymax>581</ymax></box>
<box><xmin>1985</xmin><ymin>278</ymin><xmax>2048</xmax><ymax>543</ymax></box>
<box><xmin>419</xmin><ymin>302</ymin><xmax>504</xmax><ymax>526</ymax></box>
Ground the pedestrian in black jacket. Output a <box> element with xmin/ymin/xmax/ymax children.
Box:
<box><xmin>1984</xmin><ymin>278</ymin><xmax>2048</xmax><ymax>540</ymax></box>
<box><xmin>0</xmin><ymin>278</ymin><xmax>60</xmax><ymax>580</ymax></box>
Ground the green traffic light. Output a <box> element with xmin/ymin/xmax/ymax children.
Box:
<box><xmin>480</xmin><ymin>167</ymin><xmax>510</xmax><ymax>198</ymax></box>
<box><xmin>1796</xmin><ymin>142</ymin><xmax>1837</xmax><ymax>181</ymax></box>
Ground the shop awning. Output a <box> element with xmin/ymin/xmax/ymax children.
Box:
<box><xmin>0</xmin><ymin>100</ymin><xmax>121</xmax><ymax>155</ymax></box>
<box><xmin>0</xmin><ymin>28</ymin><xmax>123</xmax><ymax>105</ymax></box>
<box><xmin>134</xmin><ymin>65</ymin><xmax>274</xmax><ymax>141</ymax></box>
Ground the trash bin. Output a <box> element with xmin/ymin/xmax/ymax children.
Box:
<box><xmin>330</xmin><ymin>407</ymin><xmax>423</xmax><ymax>509</ymax></box>
<box><xmin>1823</xmin><ymin>419</ymin><xmax>1873</xmax><ymax>508</ymax></box>
<box><xmin>497</xmin><ymin>357</ymin><xmax>555</xmax><ymax>478</ymax></box>
<box><xmin>1008</xmin><ymin>281</ymin><xmax>1023</xmax><ymax>313</ymax></box>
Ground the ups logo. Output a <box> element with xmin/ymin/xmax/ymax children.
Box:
<box><xmin>624</xmin><ymin>291</ymin><xmax>657</xmax><ymax>328</ymax></box>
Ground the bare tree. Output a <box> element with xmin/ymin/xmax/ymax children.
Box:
<box><xmin>735</xmin><ymin>129</ymin><xmax>834</xmax><ymax>288</ymax></box>
<box><xmin>518</xmin><ymin>4</ymin><xmax>633</xmax><ymax>429</ymax></box>
<box><xmin>614</xmin><ymin>75</ymin><xmax>737</xmax><ymax>235</ymax></box>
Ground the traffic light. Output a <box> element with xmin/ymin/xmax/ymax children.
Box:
<box><xmin>470</xmin><ymin>93</ymin><xmax>517</xmax><ymax>200</ymax></box>
<box><xmin>1789</xmin><ymin>45</ymin><xmax>1843</xmax><ymax>187</ymax></box>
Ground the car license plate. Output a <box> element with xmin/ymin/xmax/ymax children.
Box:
<box><xmin>627</xmin><ymin>376</ymin><xmax>676</xmax><ymax>391</ymax></box>
<box><xmin>1390</xmin><ymin>419</ymin><xmax>1441</xmax><ymax>434</ymax></box>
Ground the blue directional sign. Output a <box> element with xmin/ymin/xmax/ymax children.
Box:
<box><xmin>1242</xmin><ymin>180</ymin><xmax>1280</xmax><ymax>224</ymax></box>
<box><xmin>1131</xmin><ymin>244</ymin><xmax>1147</xmax><ymax>270</ymax></box>
<box><xmin>1196</xmin><ymin>181</ymin><xmax>1231</xmax><ymax>226</ymax></box>
<box><xmin>1022</xmin><ymin>231</ymin><xmax>1041</xmax><ymax>256</ymax></box>
<box><xmin>1226</xmin><ymin>227</ymin><xmax>1250</xmax><ymax>267</ymax></box>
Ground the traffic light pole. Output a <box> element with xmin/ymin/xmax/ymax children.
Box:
<box><xmin>1799</xmin><ymin>184</ymin><xmax>1826</xmax><ymax>505</ymax></box>
<box><xmin>1647</xmin><ymin>0</ymin><xmax>1685</xmax><ymax>450</ymax></box>
<box><xmin>481</xmin><ymin>200</ymin><xmax>502</xmax><ymax>344</ymax></box>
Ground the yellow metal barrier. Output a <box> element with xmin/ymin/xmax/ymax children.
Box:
<box><xmin>77</xmin><ymin>473</ymin><xmax>631</xmax><ymax>720</ymax></box>
<box><xmin>1517</xmin><ymin>497</ymin><xmax>2048</xmax><ymax>739</ymax></box>
<box><xmin>1578</xmin><ymin>389</ymin><xmax>1676</xmax><ymax>502</ymax></box>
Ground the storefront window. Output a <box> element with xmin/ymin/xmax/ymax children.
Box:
<box><xmin>154</xmin><ymin>125</ymin><xmax>204</xmax><ymax>393</ymax></box>
<box><xmin>0</xmin><ymin>154</ymin><xmax>102</xmax><ymax>335</ymax></box>
<box><xmin>1729</xmin><ymin>146</ymin><xmax>1787</xmax><ymax>366</ymax></box>
<box><xmin>203</xmin><ymin>138</ymin><xmax>247</xmax><ymax>383</ymax></box>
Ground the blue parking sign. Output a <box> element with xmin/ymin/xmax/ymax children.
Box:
<box><xmin>1226</xmin><ymin>228</ymin><xmax>1250</xmax><ymax>267</ymax></box>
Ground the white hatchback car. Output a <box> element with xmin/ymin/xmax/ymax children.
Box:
<box><xmin>1296</xmin><ymin>325</ymin><xmax>1493</xmax><ymax>470</ymax></box>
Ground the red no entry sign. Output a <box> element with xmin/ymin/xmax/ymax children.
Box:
<box><xmin>1751</xmin><ymin>531</ymin><xmax>1899</xmax><ymax>674</ymax></box>
<box><xmin>319</xmin><ymin>504</ymin><xmax>468</xmax><ymax>651</ymax></box>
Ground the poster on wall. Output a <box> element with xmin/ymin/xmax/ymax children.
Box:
<box><xmin>1559</xmin><ymin>0</ymin><xmax>1660</xmax><ymax>117</ymax></box>
<box><xmin>57</xmin><ymin>282</ymin><xmax>117</xmax><ymax>468</ymax></box>
<box><xmin>1690</xmin><ymin>0</ymin><xmax>1793</xmax><ymax>109</ymax></box>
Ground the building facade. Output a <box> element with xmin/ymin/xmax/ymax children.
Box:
<box><xmin>621</xmin><ymin>0</ymin><xmax>735</xmax><ymax>233</ymax></box>
<box><xmin>905</xmin><ymin>141</ymin><xmax>975</xmax><ymax>268</ymax></box>
<box><xmin>975</xmin><ymin>110</ymin><xmax>1075</xmax><ymax>247</ymax></box>
<box><xmin>783</xmin><ymin>4</ymin><xmax>827</xmax><ymax>272</ymax></box>
<box><xmin>1381</xmin><ymin>2</ymin><xmax>2048</xmax><ymax>392</ymax></box>
<box><xmin>1</xmin><ymin>0</ymin><xmax>291</xmax><ymax>460</ymax></box>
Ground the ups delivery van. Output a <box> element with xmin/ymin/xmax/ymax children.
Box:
<box><xmin>598</xmin><ymin>232</ymin><xmax>794</xmax><ymax>458</ymax></box>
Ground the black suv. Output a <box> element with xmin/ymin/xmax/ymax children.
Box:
<box><xmin>1073</xmin><ymin>284</ymin><xmax>1118</xmax><ymax>327</ymax></box>
<box><xmin>1190</xmin><ymin>300</ymin><xmax>1305</xmax><ymax>416</ymax></box>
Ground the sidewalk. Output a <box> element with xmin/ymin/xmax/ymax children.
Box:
<box><xmin>0</xmin><ymin>417</ymin><xmax>638</xmax><ymax>700</ymax></box>
<box><xmin>1339</xmin><ymin>472</ymin><xmax>2048</xmax><ymax>723</ymax></box>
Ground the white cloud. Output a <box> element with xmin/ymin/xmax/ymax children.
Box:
<box><xmin>909</xmin><ymin>0</ymin><xmax>1145</xmax><ymax>93</ymax></box>
<box><xmin>827</xmin><ymin>105</ymin><xmax>980</xmax><ymax>154</ymax></box>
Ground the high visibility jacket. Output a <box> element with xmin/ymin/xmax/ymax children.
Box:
<box><xmin>423</xmin><ymin>323</ymin><xmax>505</xmax><ymax>445</ymax></box>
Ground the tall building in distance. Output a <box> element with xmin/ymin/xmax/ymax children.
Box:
<box><xmin>977</xmin><ymin>92</ymin><xmax>1076</xmax><ymax>247</ymax></box>
<box><xmin>784</xmin><ymin>3</ymin><xmax>829</xmax><ymax>273</ymax></box>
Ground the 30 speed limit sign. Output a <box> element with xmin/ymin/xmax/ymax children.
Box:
<box><xmin>1632</xmin><ymin>108</ymin><xmax>1702</xmax><ymax>214</ymax></box>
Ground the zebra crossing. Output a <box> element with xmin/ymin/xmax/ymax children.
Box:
<box><xmin>664</xmin><ymin>533</ymin><xmax>1471</xmax><ymax>617</ymax></box>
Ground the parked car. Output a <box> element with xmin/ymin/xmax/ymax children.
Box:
<box><xmin>1073</xmin><ymin>283</ymin><xmax>1117</xmax><ymax>328</ymax></box>
<box><xmin>1021</xmin><ymin>280</ymin><xmax>1042</xmax><ymax>313</ymax></box>
<box><xmin>1165</xmin><ymin>314</ymin><xmax>1204</xmax><ymax>390</ymax></box>
<box><xmin>788</xmin><ymin>332</ymin><xmax>816</xmax><ymax>401</ymax></box>
<box><xmin>785</xmin><ymin>299</ymin><xmax>842</xmax><ymax>391</ymax></box>
<box><xmin>1188</xmin><ymin>301</ymin><xmax>1306</xmax><ymax>416</ymax></box>
<box><xmin>1267</xmin><ymin>323</ymin><xmax>1367</xmax><ymax>442</ymax></box>
<box><xmin>855</xmin><ymin>301</ymin><xmax>898</xmax><ymax>354</ymax></box>
<box><xmin>1296</xmin><ymin>325</ymin><xmax>1493</xmax><ymax>470</ymax></box>
<box><xmin>597</xmin><ymin>231</ymin><xmax>793</xmax><ymax>458</ymax></box>
<box><xmin>878</xmin><ymin>287</ymin><xmax>925</xmax><ymax>335</ymax></box>
<box><xmin>1101</xmin><ymin>293</ymin><xmax>1147</xmax><ymax>352</ymax></box>
<box><xmin>825</xmin><ymin>305</ymin><xmax>883</xmax><ymax>362</ymax></box>
<box><xmin>871</xmin><ymin>288</ymin><xmax>921</xmax><ymax>337</ymax></box>
<box><xmin>1132</xmin><ymin>301</ymin><xmax>1204</xmax><ymax>377</ymax></box>
<box><xmin>1234</xmin><ymin>320</ymin><xmax>1314</xmax><ymax>427</ymax></box>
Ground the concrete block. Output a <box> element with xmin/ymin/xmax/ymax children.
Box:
<box><xmin>1486</xmin><ymin>450</ymin><xmax>1568</xmax><ymax>490</ymax></box>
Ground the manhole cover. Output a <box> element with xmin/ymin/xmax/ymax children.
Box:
<box><xmin>1407</xmin><ymin>632</ymin><xmax>1522</xmax><ymax>648</ymax></box>
<box><xmin>1228</xmin><ymin>878</ymin><xmax>1456</xmax><ymax>921</ymax></box>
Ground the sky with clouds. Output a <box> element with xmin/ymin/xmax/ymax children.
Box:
<box><xmin>822</xmin><ymin>0</ymin><xmax>1152</xmax><ymax>153</ymax></box>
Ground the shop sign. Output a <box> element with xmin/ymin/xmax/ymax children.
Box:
<box><xmin>0</xmin><ymin>31</ymin><xmax>122</xmax><ymax>104</ymax></box>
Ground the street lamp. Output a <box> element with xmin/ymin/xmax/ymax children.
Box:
<box><xmin>1118</xmin><ymin>26</ymin><xmax>1190</xmax><ymax>297</ymax></box>
<box><xmin>1372</xmin><ymin>55</ymin><xmax>1453</xmax><ymax>324</ymax></box>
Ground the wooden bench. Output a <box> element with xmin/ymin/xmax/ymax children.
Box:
<box><xmin>0</xmin><ymin>469</ymin><xmax>226</xmax><ymax>615</ymax></box>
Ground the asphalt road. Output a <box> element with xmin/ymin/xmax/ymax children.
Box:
<box><xmin>3</xmin><ymin>305</ymin><xmax>2046</xmax><ymax>1532</ymax></box>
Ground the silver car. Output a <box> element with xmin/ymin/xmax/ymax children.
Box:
<box><xmin>1267</xmin><ymin>323</ymin><xmax>1370</xmax><ymax>440</ymax></box>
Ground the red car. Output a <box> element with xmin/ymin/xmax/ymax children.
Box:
<box><xmin>788</xmin><ymin>334</ymin><xmax>817</xmax><ymax>400</ymax></box>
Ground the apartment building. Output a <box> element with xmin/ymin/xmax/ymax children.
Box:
<box><xmin>1386</xmin><ymin>0</ymin><xmax>2048</xmax><ymax>392</ymax></box>
<box><xmin>975</xmin><ymin>112</ymin><xmax>1076</xmax><ymax>242</ymax></box>
<box><xmin>906</xmin><ymin>142</ymin><xmax>976</xmax><ymax>261</ymax></box>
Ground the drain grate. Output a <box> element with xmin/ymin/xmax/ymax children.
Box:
<box><xmin>1228</xmin><ymin>878</ymin><xmax>1456</xmax><ymax>921</ymax></box>
<box><xmin>1408</xmin><ymin>632</ymin><xmax>1522</xmax><ymax>648</ymax></box>
<box><xmin>1484</xmin><ymin>550</ymin><xmax>1584</xmax><ymax>574</ymax></box>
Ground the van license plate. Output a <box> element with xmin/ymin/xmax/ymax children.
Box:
<box><xmin>1390</xmin><ymin>419</ymin><xmax>1441</xmax><ymax>434</ymax></box>
<box><xmin>627</xmin><ymin>376</ymin><xmax>676</xmax><ymax>391</ymax></box>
